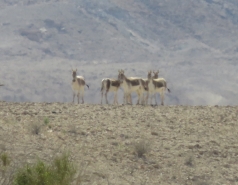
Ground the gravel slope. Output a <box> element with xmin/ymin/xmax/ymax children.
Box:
<box><xmin>0</xmin><ymin>101</ymin><xmax>238</xmax><ymax>184</ymax></box>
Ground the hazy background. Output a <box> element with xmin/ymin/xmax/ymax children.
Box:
<box><xmin>0</xmin><ymin>0</ymin><xmax>237</xmax><ymax>105</ymax></box>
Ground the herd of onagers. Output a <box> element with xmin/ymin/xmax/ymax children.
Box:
<box><xmin>71</xmin><ymin>69</ymin><xmax>170</xmax><ymax>105</ymax></box>
<box><xmin>0</xmin><ymin>70</ymin><xmax>170</xmax><ymax>105</ymax></box>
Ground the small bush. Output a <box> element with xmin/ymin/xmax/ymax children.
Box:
<box><xmin>52</xmin><ymin>153</ymin><xmax>76</xmax><ymax>184</ymax></box>
<box><xmin>31</xmin><ymin>123</ymin><xmax>41</xmax><ymax>135</ymax></box>
<box><xmin>13</xmin><ymin>161</ymin><xmax>53</xmax><ymax>185</ymax></box>
<box><xmin>44</xmin><ymin>117</ymin><xmax>49</xmax><ymax>125</ymax></box>
<box><xmin>184</xmin><ymin>155</ymin><xmax>194</xmax><ymax>167</ymax></box>
<box><xmin>134</xmin><ymin>140</ymin><xmax>150</xmax><ymax>158</ymax></box>
<box><xmin>12</xmin><ymin>153</ymin><xmax>76</xmax><ymax>185</ymax></box>
<box><xmin>1</xmin><ymin>152</ymin><xmax>10</xmax><ymax>167</ymax></box>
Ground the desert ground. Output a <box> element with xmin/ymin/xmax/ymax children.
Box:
<box><xmin>0</xmin><ymin>101</ymin><xmax>238</xmax><ymax>185</ymax></box>
<box><xmin>1</xmin><ymin>1</ymin><xmax>238</xmax><ymax>184</ymax></box>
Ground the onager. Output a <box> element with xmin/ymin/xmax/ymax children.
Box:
<box><xmin>129</xmin><ymin>70</ymin><xmax>160</xmax><ymax>105</ymax></box>
<box><xmin>118</xmin><ymin>70</ymin><xmax>147</xmax><ymax>105</ymax></box>
<box><xmin>143</xmin><ymin>70</ymin><xmax>159</xmax><ymax>105</ymax></box>
<box><xmin>101</xmin><ymin>78</ymin><xmax>121</xmax><ymax>104</ymax></box>
<box><xmin>71</xmin><ymin>69</ymin><xmax>89</xmax><ymax>104</ymax></box>
<box><xmin>147</xmin><ymin>70</ymin><xmax>170</xmax><ymax>105</ymax></box>
<box><xmin>140</xmin><ymin>78</ymin><xmax>150</xmax><ymax>105</ymax></box>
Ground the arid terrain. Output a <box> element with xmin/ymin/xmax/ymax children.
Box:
<box><xmin>1</xmin><ymin>101</ymin><xmax>238</xmax><ymax>184</ymax></box>
<box><xmin>0</xmin><ymin>1</ymin><xmax>238</xmax><ymax>184</ymax></box>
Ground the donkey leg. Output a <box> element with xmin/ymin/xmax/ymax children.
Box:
<box><xmin>145</xmin><ymin>92</ymin><xmax>149</xmax><ymax>105</ymax></box>
<box><xmin>115</xmin><ymin>91</ymin><xmax>118</xmax><ymax>105</ymax></box>
<box><xmin>136</xmin><ymin>91</ymin><xmax>140</xmax><ymax>105</ymax></box>
<box><xmin>149</xmin><ymin>92</ymin><xmax>153</xmax><ymax>105</ymax></box>
<box><xmin>125</xmin><ymin>92</ymin><xmax>131</xmax><ymax>104</ymax></box>
<box><xmin>72</xmin><ymin>93</ymin><xmax>75</xmax><ymax>103</ymax></box>
<box><xmin>77</xmin><ymin>93</ymin><xmax>80</xmax><ymax>104</ymax></box>
<box><xmin>123</xmin><ymin>93</ymin><xmax>126</xmax><ymax>104</ymax></box>
<box><xmin>101</xmin><ymin>91</ymin><xmax>104</xmax><ymax>104</ymax></box>
<box><xmin>154</xmin><ymin>93</ymin><xmax>158</xmax><ymax>105</ymax></box>
<box><xmin>128</xmin><ymin>93</ymin><xmax>133</xmax><ymax>105</ymax></box>
<box><xmin>160</xmin><ymin>90</ymin><xmax>165</xmax><ymax>106</ymax></box>
<box><xmin>105</xmin><ymin>90</ymin><xmax>109</xmax><ymax>104</ymax></box>
<box><xmin>141</xmin><ymin>93</ymin><xmax>144</xmax><ymax>105</ymax></box>
<box><xmin>113</xmin><ymin>92</ymin><xmax>115</xmax><ymax>104</ymax></box>
<box><xmin>81</xmin><ymin>89</ymin><xmax>84</xmax><ymax>104</ymax></box>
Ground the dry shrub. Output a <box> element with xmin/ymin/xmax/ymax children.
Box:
<box><xmin>134</xmin><ymin>140</ymin><xmax>150</xmax><ymax>158</ymax></box>
<box><xmin>31</xmin><ymin>123</ymin><xmax>42</xmax><ymax>135</ymax></box>
<box><xmin>184</xmin><ymin>154</ymin><xmax>194</xmax><ymax>167</ymax></box>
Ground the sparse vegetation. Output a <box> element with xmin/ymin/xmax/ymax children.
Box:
<box><xmin>0</xmin><ymin>102</ymin><xmax>238</xmax><ymax>184</ymax></box>
<box><xmin>184</xmin><ymin>154</ymin><xmax>194</xmax><ymax>167</ymax></box>
<box><xmin>31</xmin><ymin>123</ymin><xmax>41</xmax><ymax>135</ymax></box>
<box><xmin>134</xmin><ymin>140</ymin><xmax>150</xmax><ymax>158</ymax></box>
<box><xmin>52</xmin><ymin>153</ymin><xmax>76</xmax><ymax>184</ymax></box>
<box><xmin>44</xmin><ymin>117</ymin><xmax>49</xmax><ymax>125</ymax></box>
<box><xmin>1</xmin><ymin>152</ymin><xmax>10</xmax><ymax>167</ymax></box>
<box><xmin>12</xmin><ymin>153</ymin><xmax>76</xmax><ymax>185</ymax></box>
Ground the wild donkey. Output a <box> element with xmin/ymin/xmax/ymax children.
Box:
<box><xmin>132</xmin><ymin>71</ymin><xmax>160</xmax><ymax>105</ymax></box>
<box><xmin>118</xmin><ymin>69</ymin><xmax>147</xmax><ymax>105</ymax></box>
<box><xmin>126</xmin><ymin>70</ymin><xmax>160</xmax><ymax>105</ymax></box>
<box><xmin>143</xmin><ymin>70</ymin><xmax>159</xmax><ymax>105</ymax></box>
<box><xmin>147</xmin><ymin>70</ymin><xmax>170</xmax><ymax>105</ymax></box>
<box><xmin>71</xmin><ymin>69</ymin><xmax>89</xmax><ymax>104</ymax></box>
<box><xmin>101</xmin><ymin>78</ymin><xmax>121</xmax><ymax>104</ymax></box>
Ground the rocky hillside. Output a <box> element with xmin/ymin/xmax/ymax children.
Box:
<box><xmin>0</xmin><ymin>0</ymin><xmax>237</xmax><ymax>105</ymax></box>
<box><xmin>0</xmin><ymin>102</ymin><xmax>238</xmax><ymax>184</ymax></box>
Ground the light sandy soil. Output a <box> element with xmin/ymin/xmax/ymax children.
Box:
<box><xmin>0</xmin><ymin>101</ymin><xmax>238</xmax><ymax>185</ymax></box>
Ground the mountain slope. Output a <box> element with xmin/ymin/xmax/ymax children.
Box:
<box><xmin>0</xmin><ymin>0</ymin><xmax>237</xmax><ymax>105</ymax></box>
